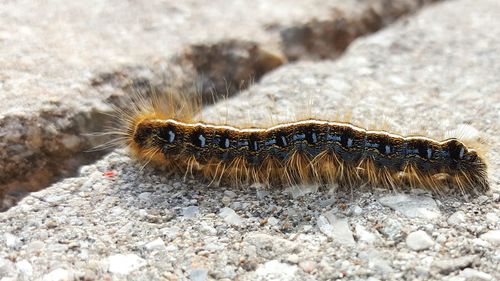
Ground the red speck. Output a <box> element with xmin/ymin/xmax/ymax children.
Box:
<box><xmin>103</xmin><ymin>171</ymin><xmax>116</xmax><ymax>177</ymax></box>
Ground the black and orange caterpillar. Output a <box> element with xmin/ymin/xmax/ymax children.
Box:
<box><xmin>110</xmin><ymin>92</ymin><xmax>489</xmax><ymax>194</ymax></box>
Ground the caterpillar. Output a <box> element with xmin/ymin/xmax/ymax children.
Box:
<box><xmin>108</xmin><ymin>92</ymin><xmax>489</xmax><ymax>195</ymax></box>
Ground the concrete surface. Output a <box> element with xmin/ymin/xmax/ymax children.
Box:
<box><xmin>2</xmin><ymin>0</ymin><xmax>500</xmax><ymax>280</ymax></box>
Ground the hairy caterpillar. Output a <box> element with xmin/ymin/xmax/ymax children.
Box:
<box><xmin>108</xmin><ymin>92</ymin><xmax>489</xmax><ymax>195</ymax></box>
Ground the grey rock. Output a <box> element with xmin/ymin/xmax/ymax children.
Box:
<box><xmin>268</xmin><ymin>217</ymin><xmax>280</xmax><ymax>226</ymax></box>
<box><xmin>379</xmin><ymin>194</ymin><xmax>440</xmax><ymax>220</ymax></box>
<box><xmin>223</xmin><ymin>190</ymin><xmax>237</xmax><ymax>198</ymax></box>
<box><xmin>243</xmin><ymin>233</ymin><xmax>298</xmax><ymax>259</ymax></box>
<box><xmin>182</xmin><ymin>206</ymin><xmax>200</xmax><ymax>218</ymax></box>
<box><xmin>406</xmin><ymin>230</ymin><xmax>434</xmax><ymax>251</ymax></box>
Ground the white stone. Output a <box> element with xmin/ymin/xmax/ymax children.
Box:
<box><xmin>355</xmin><ymin>224</ymin><xmax>378</xmax><ymax>244</ymax></box>
<box><xmin>15</xmin><ymin>259</ymin><xmax>33</xmax><ymax>276</ymax></box>
<box><xmin>3</xmin><ymin>233</ymin><xmax>22</xmax><ymax>249</ymax></box>
<box><xmin>318</xmin><ymin>213</ymin><xmax>355</xmax><ymax>246</ymax></box>
<box><xmin>380</xmin><ymin>218</ymin><xmax>402</xmax><ymax>240</ymax></box>
<box><xmin>219</xmin><ymin>207</ymin><xmax>244</xmax><ymax>226</ymax></box>
<box><xmin>0</xmin><ymin>257</ymin><xmax>16</xmax><ymax>277</ymax></box>
<box><xmin>268</xmin><ymin>217</ymin><xmax>279</xmax><ymax>226</ymax></box>
<box><xmin>189</xmin><ymin>268</ymin><xmax>208</xmax><ymax>281</ymax></box>
<box><xmin>286</xmin><ymin>254</ymin><xmax>299</xmax><ymax>264</ymax></box>
<box><xmin>42</xmin><ymin>268</ymin><xmax>72</xmax><ymax>281</ymax></box>
<box><xmin>479</xmin><ymin>230</ymin><xmax>500</xmax><ymax>246</ymax></box>
<box><xmin>165</xmin><ymin>244</ymin><xmax>178</xmax><ymax>252</ymax></box>
<box><xmin>144</xmin><ymin>238</ymin><xmax>166</xmax><ymax>251</ymax></box>
<box><xmin>108</xmin><ymin>254</ymin><xmax>146</xmax><ymax>275</ymax></box>
<box><xmin>199</xmin><ymin>222</ymin><xmax>217</xmax><ymax>235</ymax></box>
<box><xmin>255</xmin><ymin>260</ymin><xmax>297</xmax><ymax>280</ymax></box>
<box><xmin>406</xmin><ymin>230</ymin><xmax>434</xmax><ymax>251</ymax></box>
<box><xmin>485</xmin><ymin>212</ymin><xmax>498</xmax><ymax>225</ymax></box>
<box><xmin>447</xmin><ymin>211</ymin><xmax>466</xmax><ymax>226</ymax></box>
<box><xmin>460</xmin><ymin>268</ymin><xmax>492</xmax><ymax>281</ymax></box>
<box><xmin>352</xmin><ymin>205</ymin><xmax>363</xmax><ymax>216</ymax></box>
<box><xmin>379</xmin><ymin>194</ymin><xmax>440</xmax><ymax>220</ymax></box>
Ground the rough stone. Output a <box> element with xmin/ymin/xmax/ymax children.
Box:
<box><xmin>447</xmin><ymin>211</ymin><xmax>467</xmax><ymax>226</ymax></box>
<box><xmin>479</xmin><ymin>230</ymin><xmax>500</xmax><ymax>246</ymax></box>
<box><xmin>379</xmin><ymin>195</ymin><xmax>440</xmax><ymax>220</ymax></box>
<box><xmin>107</xmin><ymin>254</ymin><xmax>147</xmax><ymax>275</ymax></box>
<box><xmin>431</xmin><ymin>255</ymin><xmax>478</xmax><ymax>275</ymax></box>
<box><xmin>41</xmin><ymin>269</ymin><xmax>73</xmax><ymax>281</ymax></box>
<box><xmin>144</xmin><ymin>238</ymin><xmax>167</xmax><ymax>251</ymax></box>
<box><xmin>219</xmin><ymin>207</ymin><xmax>244</xmax><ymax>226</ymax></box>
<box><xmin>254</xmin><ymin>260</ymin><xmax>298</xmax><ymax>280</ymax></box>
<box><xmin>460</xmin><ymin>268</ymin><xmax>493</xmax><ymax>281</ymax></box>
<box><xmin>406</xmin><ymin>230</ymin><xmax>434</xmax><ymax>251</ymax></box>
<box><xmin>318</xmin><ymin>212</ymin><xmax>355</xmax><ymax>246</ymax></box>
<box><xmin>189</xmin><ymin>268</ymin><xmax>209</xmax><ymax>281</ymax></box>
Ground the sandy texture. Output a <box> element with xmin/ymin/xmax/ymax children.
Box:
<box><xmin>0</xmin><ymin>0</ymin><xmax>435</xmax><ymax>202</ymax></box>
<box><xmin>1</xmin><ymin>0</ymin><xmax>499</xmax><ymax>280</ymax></box>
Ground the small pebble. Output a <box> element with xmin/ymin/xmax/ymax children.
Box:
<box><xmin>16</xmin><ymin>259</ymin><xmax>33</xmax><ymax>276</ymax></box>
<box><xmin>352</xmin><ymin>205</ymin><xmax>363</xmax><ymax>216</ymax></box>
<box><xmin>299</xmin><ymin>260</ymin><xmax>316</xmax><ymax>273</ymax></box>
<box><xmin>355</xmin><ymin>224</ymin><xmax>378</xmax><ymax>244</ymax></box>
<box><xmin>219</xmin><ymin>207</ymin><xmax>244</xmax><ymax>226</ymax></box>
<box><xmin>318</xmin><ymin>213</ymin><xmax>355</xmax><ymax>246</ymax></box>
<box><xmin>182</xmin><ymin>206</ymin><xmax>200</xmax><ymax>218</ymax></box>
<box><xmin>42</xmin><ymin>268</ymin><xmax>72</xmax><ymax>281</ymax></box>
<box><xmin>379</xmin><ymin>194</ymin><xmax>440</xmax><ymax>220</ymax></box>
<box><xmin>380</xmin><ymin>218</ymin><xmax>402</xmax><ymax>240</ymax></box>
<box><xmin>267</xmin><ymin>217</ymin><xmax>279</xmax><ymax>226</ymax></box>
<box><xmin>223</xmin><ymin>190</ymin><xmax>237</xmax><ymax>198</ymax></box>
<box><xmin>479</xmin><ymin>230</ymin><xmax>500</xmax><ymax>246</ymax></box>
<box><xmin>108</xmin><ymin>254</ymin><xmax>146</xmax><ymax>275</ymax></box>
<box><xmin>189</xmin><ymin>268</ymin><xmax>208</xmax><ymax>281</ymax></box>
<box><xmin>221</xmin><ymin>196</ymin><xmax>232</xmax><ymax>206</ymax></box>
<box><xmin>3</xmin><ymin>233</ymin><xmax>22</xmax><ymax>249</ymax></box>
<box><xmin>255</xmin><ymin>260</ymin><xmax>297</xmax><ymax>279</ymax></box>
<box><xmin>406</xmin><ymin>230</ymin><xmax>434</xmax><ymax>251</ymax></box>
<box><xmin>460</xmin><ymin>268</ymin><xmax>492</xmax><ymax>281</ymax></box>
<box><xmin>447</xmin><ymin>211</ymin><xmax>466</xmax><ymax>226</ymax></box>
<box><xmin>144</xmin><ymin>238</ymin><xmax>166</xmax><ymax>251</ymax></box>
<box><xmin>286</xmin><ymin>254</ymin><xmax>299</xmax><ymax>264</ymax></box>
<box><xmin>484</xmin><ymin>212</ymin><xmax>498</xmax><ymax>224</ymax></box>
